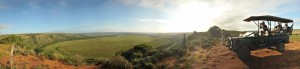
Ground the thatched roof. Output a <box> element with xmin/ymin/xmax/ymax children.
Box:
<box><xmin>243</xmin><ymin>15</ymin><xmax>293</xmax><ymax>23</ymax></box>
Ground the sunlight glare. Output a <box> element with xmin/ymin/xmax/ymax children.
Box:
<box><xmin>164</xmin><ymin>1</ymin><xmax>224</xmax><ymax>32</ymax></box>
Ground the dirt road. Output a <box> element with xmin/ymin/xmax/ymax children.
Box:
<box><xmin>193</xmin><ymin>41</ymin><xmax>300</xmax><ymax>69</ymax></box>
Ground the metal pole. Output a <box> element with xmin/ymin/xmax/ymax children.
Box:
<box><xmin>258</xmin><ymin>20</ymin><xmax>260</xmax><ymax>36</ymax></box>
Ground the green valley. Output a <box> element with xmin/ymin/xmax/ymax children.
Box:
<box><xmin>45</xmin><ymin>35</ymin><xmax>172</xmax><ymax>58</ymax></box>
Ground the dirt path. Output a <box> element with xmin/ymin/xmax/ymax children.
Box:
<box><xmin>193</xmin><ymin>41</ymin><xmax>300</xmax><ymax>69</ymax></box>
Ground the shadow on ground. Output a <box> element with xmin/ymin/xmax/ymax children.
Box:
<box><xmin>242</xmin><ymin>50</ymin><xmax>300</xmax><ymax>69</ymax></box>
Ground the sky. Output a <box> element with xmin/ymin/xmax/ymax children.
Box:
<box><xmin>0</xmin><ymin>0</ymin><xmax>300</xmax><ymax>34</ymax></box>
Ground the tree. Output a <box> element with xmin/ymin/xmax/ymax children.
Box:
<box><xmin>0</xmin><ymin>35</ymin><xmax>23</xmax><ymax>69</ymax></box>
<box><xmin>207</xmin><ymin>26</ymin><xmax>221</xmax><ymax>38</ymax></box>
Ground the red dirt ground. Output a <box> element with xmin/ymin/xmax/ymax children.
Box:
<box><xmin>193</xmin><ymin>41</ymin><xmax>300</xmax><ymax>69</ymax></box>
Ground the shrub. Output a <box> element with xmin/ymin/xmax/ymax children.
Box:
<box><xmin>41</xmin><ymin>48</ymin><xmax>56</xmax><ymax>60</ymax></box>
<box><xmin>188</xmin><ymin>37</ymin><xmax>216</xmax><ymax>49</ymax></box>
<box><xmin>190</xmin><ymin>39</ymin><xmax>201</xmax><ymax>46</ymax></box>
<box><xmin>34</xmin><ymin>47</ymin><xmax>43</xmax><ymax>55</ymax></box>
<box><xmin>41</xmin><ymin>47</ymin><xmax>86</xmax><ymax>66</ymax></box>
<box><xmin>143</xmin><ymin>62</ymin><xmax>154</xmax><ymax>69</ymax></box>
<box><xmin>156</xmin><ymin>64</ymin><xmax>168</xmax><ymax>69</ymax></box>
<box><xmin>32</xmin><ymin>64</ymin><xmax>49</xmax><ymax>69</ymax></box>
<box><xmin>120</xmin><ymin>44</ymin><xmax>187</xmax><ymax>69</ymax></box>
<box><xmin>121</xmin><ymin>44</ymin><xmax>155</xmax><ymax>61</ymax></box>
<box><xmin>0</xmin><ymin>64</ymin><xmax>8</xmax><ymax>69</ymax></box>
<box><xmin>64</xmin><ymin>54</ymin><xmax>85</xmax><ymax>66</ymax></box>
<box><xmin>101</xmin><ymin>56</ymin><xmax>133</xmax><ymax>69</ymax></box>
<box><xmin>15</xmin><ymin>48</ymin><xmax>35</xmax><ymax>56</ymax></box>
<box><xmin>84</xmin><ymin>57</ymin><xmax>108</xmax><ymax>65</ymax></box>
<box><xmin>207</xmin><ymin>26</ymin><xmax>221</xmax><ymax>38</ymax></box>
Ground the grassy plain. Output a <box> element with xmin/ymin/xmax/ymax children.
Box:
<box><xmin>291</xmin><ymin>29</ymin><xmax>300</xmax><ymax>41</ymax></box>
<box><xmin>45</xmin><ymin>35</ymin><xmax>171</xmax><ymax>58</ymax></box>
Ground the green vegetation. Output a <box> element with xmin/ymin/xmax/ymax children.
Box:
<box><xmin>0</xmin><ymin>35</ymin><xmax>25</xmax><ymax>69</ymax></box>
<box><xmin>100</xmin><ymin>44</ymin><xmax>186</xmax><ymax>69</ymax></box>
<box><xmin>207</xmin><ymin>26</ymin><xmax>222</xmax><ymax>37</ymax></box>
<box><xmin>45</xmin><ymin>35</ymin><xmax>172</xmax><ymax>58</ymax></box>
<box><xmin>187</xmin><ymin>26</ymin><xmax>223</xmax><ymax>48</ymax></box>
<box><xmin>22</xmin><ymin>33</ymin><xmax>91</xmax><ymax>49</ymax></box>
<box><xmin>41</xmin><ymin>47</ymin><xmax>83</xmax><ymax>66</ymax></box>
<box><xmin>290</xmin><ymin>35</ymin><xmax>300</xmax><ymax>41</ymax></box>
<box><xmin>290</xmin><ymin>29</ymin><xmax>300</xmax><ymax>41</ymax></box>
<box><xmin>0</xmin><ymin>33</ymin><xmax>91</xmax><ymax>50</ymax></box>
<box><xmin>0</xmin><ymin>33</ymin><xmax>184</xmax><ymax>67</ymax></box>
<box><xmin>0</xmin><ymin>35</ymin><xmax>23</xmax><ymax>45</ymax></box>
<box><xmin>40</xmin><ymin>47</ymin><xmax>110</xmax><ymax>66</ymax></box>
<box><xmin>293</xmin><ymin>29</ymin><xmax>300</xmax><ymax>35</ymax></box>
<box><xmin>101</xmin><ymin>55</ymin><xmax>133</xmax><ymax>69</ymax></box>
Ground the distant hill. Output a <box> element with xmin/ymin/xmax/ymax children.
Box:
<box><xmin>0</xmin><ymin>33</ymin><xmax>91</xmax><ymax>49</ymax></box>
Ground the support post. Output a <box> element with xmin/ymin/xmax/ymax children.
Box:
<box><xmin>10</xmin><ymin>44</ymin><xmax>15</xmax><ymax>69</ymax></box>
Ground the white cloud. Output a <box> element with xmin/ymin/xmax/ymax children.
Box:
<box><xmin>119</xmin><ymin>0</ymin><xmax>187</xmax><ymax>12</ymax></box>
<box><xmin>211</xmin><ymin>0</ymin><xmax>294</xmax><ymax>31</ymax></box>
<box><xmin>0</xmin><ymin>24</ymin><xmax>9</xmax><ymax>29</ymax></box>
<box><xmin>119</xmin><ymin>0</ymin><xmax>298</xmax><ymax>31</ymax></box>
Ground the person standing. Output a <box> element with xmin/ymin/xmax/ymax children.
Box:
<box><xmin>182</xmin><ymin>34</ymin><xmax>187</xmax><ymax>47</ymax></box>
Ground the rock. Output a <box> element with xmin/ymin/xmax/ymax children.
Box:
<box><xmin>231</xmin><ymin>56</ymin><xmax>235</xmax><ymax>59</ymax></box>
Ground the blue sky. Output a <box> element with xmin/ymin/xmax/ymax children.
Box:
<box><xmin>0</xmin><ymin>0</ymin><xmax>300</xmax><ymax>34</ymax></box>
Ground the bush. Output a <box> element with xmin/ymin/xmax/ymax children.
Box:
<box><xmin>156</xmin><ymin>63</ymin><xmax>168</xmax><ymax>69</ymax></box>
<box><xmin>121</xmin><ymin>44</ymin><xmax>155</xmax><ymax>61</ymax></box>
<box><xmin>34</xmin><ymin>47</ymin><xmax>43</xmax><ymax>55</ymax></box>
<box><xmin>15</xmin><ymin>48</ymin><xmax>35</xmax><ymax>56</ymax></box>
<box><xmin>64</xmin><ymin>54</ymin><xmax>85</xmax><ymax>66</ymax></box>
<box><xmin>101</xmin><ymin>56</ymin><xmax>133</xmax><ymax>69</ymax></box>
<box><xmin>143</xmin><ymin>62</ymin><xmax>154</xmax><ymax>69</ymax></box>
<box><xmin>120</xmin><ymin>44</ymin><xmax>187</xmax><ymax>69</ymax></box>
<box><xmin>84</xmin><ymin>57</ymin><xmax>108</xmax><ymax>65</ymax></box>
<box><xmin>41</xmin><ymin>48</ymin><xmax>56</xmax><ymax>60</ymax></box>
<box><xmin>0</xmin><ymin>64</ymin><xmax>9</xmax><ymax>69</ymax></box>
<box><xmin>207</xmin><ymin>26</ymin><xmax>221</xmax><ymax>38</ymax></box>
<box><xmin>201</xmin><ymin>37</ymin><xmax>218</xmax><ymax>48</ymax></box>
<box><xmin>41</xmin><ymin>47</ymin><xmax>85</xmax><ymax>66</ymax></box>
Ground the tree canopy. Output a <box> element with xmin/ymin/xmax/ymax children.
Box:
<box><xmin>207</xmin><ymin>26</ymin><xmax>222</xmax><ymax>37</ymax></box>
<box><xmin>0</xmin><ymin>35</ymin><xmax>23</xmax><ymax>45</ymax></box>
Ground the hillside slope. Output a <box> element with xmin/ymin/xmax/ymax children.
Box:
<box><xmin>0</xmin><ymin>44</ymin><xmax>97</xmax><ymax>69</ymax></box>
<box><xmin>0</xmin><ymin>33</ymin><xmax>90</xmax><ymax>49</ymax></box>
